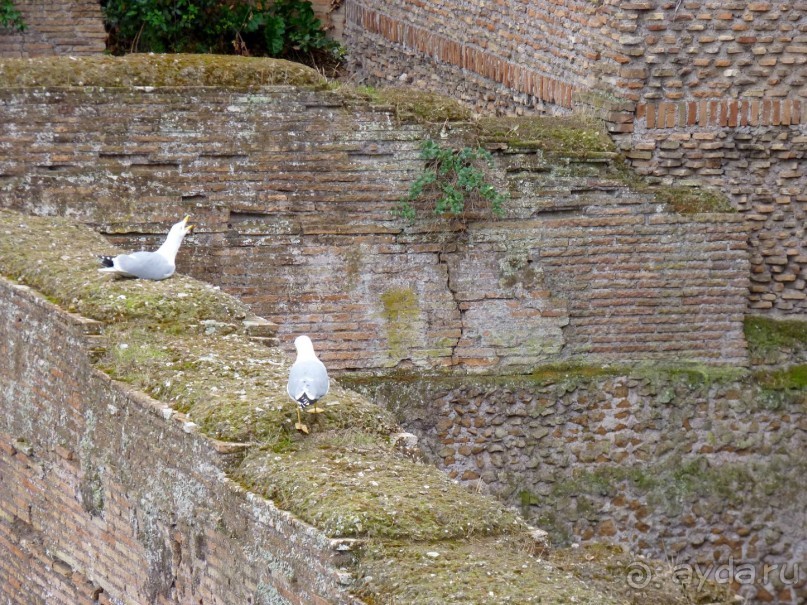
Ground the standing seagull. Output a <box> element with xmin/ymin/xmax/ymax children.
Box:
<box><xmin>98</xmin><ymin>216</ymin><xmax>193</xmax><ymax>280</ymax></box>
<box><xmin>287</xmin><ymin>335</ymin><xmax>329</xmax><ymax>434</ymax></box>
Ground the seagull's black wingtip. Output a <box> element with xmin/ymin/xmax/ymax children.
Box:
<box><xmin>98</xmin><ymin>255</ymin><xmax>114</xmax><ymax>268</ymax></box>
<box><xmin>297</xmin><ymin>394</ymin><xmax>314</xmax><ymax>410</ymax></box>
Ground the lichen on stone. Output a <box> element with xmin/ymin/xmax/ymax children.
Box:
<box><xmin>380</xmin><ymin>287</ymin><xmax>422</xmax><ymax>365</ymax></box>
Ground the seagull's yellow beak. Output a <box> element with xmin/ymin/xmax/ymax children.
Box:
<box><xmin>183</xmin><ymin>215</ymin><xmax>194</xmax><ymax>232</ymax></box>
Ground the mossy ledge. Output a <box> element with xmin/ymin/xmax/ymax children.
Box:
<box><xmin>0</xmin><ymin>53</ymin><xmax>326</xmax><ymax>88</ymax></box>
<box><xmin>0</xmin><ymin>208</ymin><xmax>736</xmax><ymax>604</ymax></box>
<box><xmin>474</xmin><ymin>114</ymin><xmax>617</xmax><ymax>159</ymax></box>
<box><xmin>344</xmin><ymin>360</ymin><xmax>751</xmax><ymax>397</ymax></box>
<box><xmin>334</xmin><ymin>84</ymin><xmax>473</xmax><ymax>124</ymax></box>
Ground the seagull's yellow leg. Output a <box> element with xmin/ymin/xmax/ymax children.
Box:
<box><xmin>295</xmin><ymin>407</ymin><xmax>309</xmax><ymax>434</ymax></box>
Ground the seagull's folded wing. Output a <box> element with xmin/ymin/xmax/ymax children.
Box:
<box><xmin>116</xmin><ymin>251</ymin><xmax>172</xmax><ymax>280</ymax></box>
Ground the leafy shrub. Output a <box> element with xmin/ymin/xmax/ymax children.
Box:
<box><xmin>0</xmin><ymin>0</ymin><xmax>25</xmax><ymax>31</ymax></box>
<box><xmin>399</xmin><ymin>139</ymin><xmax>507</xmax><ymax>221</ymax></box>
<box><xmin>102</xmin><ymin>0</ymin><xmax>338</xmax><ymax>60</ymax></box>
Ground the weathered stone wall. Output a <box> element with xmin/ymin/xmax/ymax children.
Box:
<box><xmin>350</xmin><ymin>371</ymin><xmax>807</xmax><ymax>605</ymax></box>
<box><xmin>0</xmin><ymin>0</ymin><xmax>106</xmax><ymax>57</ymax></box>
<box><xmin>343</xmin><ymin>0</ymin><xmax>807</xmax><ymax>316</ymax></box>
<box><xmin>0</xmin><ymin>277</ymin><xmax>358</xmax><ymax>605</ymax></box>
<box><xmin>0</xmin><ymin>84</ymin><xmax>748</xmax><ymax>371</ymax></box>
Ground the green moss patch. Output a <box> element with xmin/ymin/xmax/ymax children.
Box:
<box><xmin>0</xmin><ymin>53</ymin><xmax>325</xmax><ymax>88</ymax></box>
<box><xmin>355</xmin><ymin>539</ymin><xmax>734</xmax><ymax>605</ymax></box>
<box><xmin>544</xmin><ymin>456</ymin><xmax>805</xmax><ymax>521</ymax></box>
<box><xmin>237</xmin><ymin>431</ymin><xmax>523</xmax><ymax>540</ymax></box>
<box><xmin>744</xmin><ymin>315</ymin><xmax>807</xmax><ymax>366</ymax></box>
<box><xmin>355</xmin><ymin>538</ymin><xmax>622</xmax><ymax>605</ymax></box>
<box><xmin>96</xmin><ymin>324</ymin><xmax>397</xmax><ymax>445</ymax></box>
<box><xmin>547</xmin><ymin>544</ymin><xmax>735</xmax><ymax>605</ymax></box>
<box><xmin>335</xmin><ymin>84</ymin><xmax>472</xmax><ymax>123</ymax></box>
<box><xmin>0</xmin><ymin>211</ymin><xmax>248</xmax><ymax>325</ymax></box>
<box><xmin>754</xmin><ymin>364</ymin><xmax>807</xmax><ymax>392</ymax></box>
<box><xmin>653</xmin><ymin>186</ymin><xmax>734</xmax><ymax>214</ymax></box>
<box><xmin>475</xmin><ymin>115</ymin><xmax>616</xmax><ymax>158</ymax></box>
<box><xmin>528</xmin><ymin>362</ymin><xmax>624</xmax><ymax>384</ymax></box>
<box><xmin>631</xmin><ymin>362</ymin><xmax>747</xmax><ymax>387</ymax></box>
<box><xmin>608</xmin><ymin>158</ymin><xmax>736</xmax><ymax>215</ymax></box>
<box><xmin>380</xmin><ymin>287</ymin><xmax>421</xmax><ymax>363</ymax></box>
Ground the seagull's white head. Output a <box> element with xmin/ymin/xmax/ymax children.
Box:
<box><xmin>155</xmin><ymin>215</ymin><xmax>194</xmax><ymax>263</ymax></box>
<box><xmin>168</xmin><ymin>215</ymin><xmax>194</xmax><ymax>240</ymax></box>
<box><xmin>294</xmin><ymin>335</ymin><xmax>318</xmax><ymax>359</ymax></box>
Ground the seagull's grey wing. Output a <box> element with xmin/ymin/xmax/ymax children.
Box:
<box><xmin>115</xmin><ymin>251</ymin><xmax>174</xmax><ymax>280</ymax></box>
<box><xmin>287</xmin><ymin>359</ymin><xmax>330</xmax><ymax>403</ymax></box>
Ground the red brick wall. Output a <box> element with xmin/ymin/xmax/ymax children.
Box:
<box><xmin>0</xmin><ymin>0</ymin><xmax>106</xmax><ymax>57</ymax></box>
<box><xmin>0</xmin><ymin>278</ymin><xmax>358</xmax><ymax>605</ymax></box>
<box><xmin>0</xmin><ymin>86</ymin><xmax>749</xmax><ymax>371</ymax></box>
<box><xmin>343</xmin><ymin>0</ymin><xmax>807</xmax><ymax>315</ymax></box>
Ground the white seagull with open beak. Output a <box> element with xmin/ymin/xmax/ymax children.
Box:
<box><xmin>98</xmin><ymin>216</ymin><xmax>193</xmax><ymax>280</ymax></box>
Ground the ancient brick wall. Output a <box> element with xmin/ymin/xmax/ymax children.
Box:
<box><xmin>0</xmin><ymin>0</ymin><xmax>106</xmax><ymax>57</ymax></box>
<box><xmin>351</xmin><ymin>373</ymin><xmax>807</xmax><ymax>605</ymax></box>
<box><xmin>344</xmin><ymin>0</ymin><xmax>614</xmax><ymax>114</ymax></box>
<box><xmin>627</xmin><ymin>122</ymin><xmax>806</xmax><ymax>314</ymax></box>
<box><xmin>0</xmin><ymin>85</ymin><xmax>748</xmax><ymax>371</ymax></box>
<box><xmin>618</xmin><ymin>3</ymin><xmax>807</xmax><ymax>315</ymax></box>
<box><xmin>343</xmin><ymin>0</ymin><xmax>807</xmax><ymax>315</ymax></box>
<box><xmin>0</xmin><ymin>277</ymin><xmax>358</xmax><ymax>605</ymax></box>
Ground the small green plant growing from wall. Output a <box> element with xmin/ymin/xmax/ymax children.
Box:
<box><xmin>399</xmin><ymin>139</ymin><xmax>508</xmax><ymax>222</ymax></box>
<box><xmin>0</xmin><ymin>0</ymin><xmax>25</xmax><ymax>31</ymax></box>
